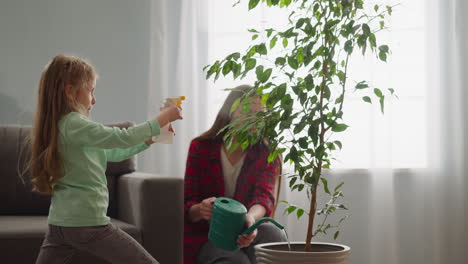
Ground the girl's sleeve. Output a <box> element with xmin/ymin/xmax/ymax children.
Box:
<box><xmin>246</xmin><ymin>155</ymin><xmax>280</xmax><ymax>217</ymax></box>
<box><xmin>63</xmin><ymin>112</ymin><xmax>160</xmax><ymax>149</ymax></box>
<box><xmin>105</xmin><ymin>143</ymin><xmax>150</xmax><ymax>162</ymax></box>
<box><xmin>184</xmin><ymin>140</ymin><xmax>203</xmax><ymax>222</ymax></box>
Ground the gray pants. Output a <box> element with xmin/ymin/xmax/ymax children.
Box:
<box><xmin>35</xmin><ymin>223</ymin><xmax>159</xmax><ymax>264</ymax></box>
<box><xmin>197</xmin><ymin>222</ymin><xmax>287</xmax><ymax>264</ymax></box>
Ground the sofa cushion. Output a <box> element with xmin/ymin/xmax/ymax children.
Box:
<box><xmin>0</xmin><ymin>216</ymin><xmax>141</xmax><ymax>264</ymax></box>
<box><xmin>104</xmin><ymin>121</ymin><xmax>137</xmax><ymax>218</ymax></box>
<box><xmin>0</xmin><ymin>122</ymin><xmax>136</xmax><ymax>217</ymax></box>
<box><xmin>0</xmin><ymin>125</ymin><xmax>51</xmax><ymax>216</ymax></box>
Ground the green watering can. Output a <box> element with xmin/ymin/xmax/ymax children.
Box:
<box><xmin>208</xmin><ymin>197</ymin><xmax>284</xmax><ymax>251</ymax></box>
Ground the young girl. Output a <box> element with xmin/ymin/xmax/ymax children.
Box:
<box><xmin>31</xmin><ymin>54</ymin><xmax>182</xmax><ymax>264</ymax></box>
<box><xmin>184</xmin><ymin>85</ymin><xmax>286</xmax><ymax>264</ymax></box>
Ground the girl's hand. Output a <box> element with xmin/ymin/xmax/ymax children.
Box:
<box><xmin>145</xmin><ymin>138</ymin><xmax>154</xmax><ymax>146</ymax></box>
<box><xmin>156</xmin><ymin>105</ymin><xmax>183</xmax><ymax>128</ymax></box>
<box><xmin>237</xmin><ymin>213</ymin><xmax>257</xmax><ymax>248</ymax></box>
<box><xmin>168</xmin><ymin>123</ymin><xmax>176</xmax><ymax>135</ymax></box>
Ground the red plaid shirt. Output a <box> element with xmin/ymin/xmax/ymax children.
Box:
<box><xmin>183</xmin><ymin>139</ymin><xmax>280</xmax><ymax>264</ymax></box>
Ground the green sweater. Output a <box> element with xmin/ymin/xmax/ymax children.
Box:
<box><xmin>48</xmin><ymin>112</ymin><xmax>160</xmax><ymax>227</ymax></box>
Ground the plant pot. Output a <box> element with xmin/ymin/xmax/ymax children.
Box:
<box><xmin>255</xmin><ymin>242</ymin><xmax>350</xmax><ymax>264</ymax></box>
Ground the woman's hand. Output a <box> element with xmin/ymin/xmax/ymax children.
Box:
<box><xmin>198</xmin><ymin>197</ymin><xmax>216</xmax><ymax>221</ymax></box>
<box><xmin>189</xmin><ymin>197</ymin><xmax>216</xmax><ymax>223</ymax></box>
<box><xmin>237</xmin><ymin>213</ymin><xmax>257</xmax><ymax>248</ymax></box>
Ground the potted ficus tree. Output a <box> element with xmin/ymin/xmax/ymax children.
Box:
<box><xmin>204</xmin><ymin>0</ymin><xmax>396</xmax><ymax>263</ymax></box>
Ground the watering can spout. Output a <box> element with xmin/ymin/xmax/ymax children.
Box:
<box><xmin>241</xmin><ymin>217</ymin><xmax>284</xmax><ymax>235</ymax></box>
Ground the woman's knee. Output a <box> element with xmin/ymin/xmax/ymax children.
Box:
<box><xmin>197</xmin><ymin>241</ymin><xmax>250</xmax><ymax>264</ymax></box>
<box><xmin>256</xmin><ymin>222</ymin><xmax>287</xmax><ymax>243</ymax></box>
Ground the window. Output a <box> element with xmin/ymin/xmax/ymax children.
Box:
<box><xmin>204</xmin><ymin>0</ymin><xmax>427</xmax><ymax>169</ymax></box>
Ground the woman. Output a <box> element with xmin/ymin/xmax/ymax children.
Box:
<box><xmin>184</xmin><ymin>85</ymin><xmax>286</xmax><ymax>264</ymax></box>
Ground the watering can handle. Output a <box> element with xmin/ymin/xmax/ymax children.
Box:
<box><xmin>240</xmin><ymin>217</ymin><xmax>284</xmax><ymax>235</ymax></box>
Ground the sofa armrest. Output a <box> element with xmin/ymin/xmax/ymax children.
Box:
<box><xmin>117</xmin><ymin>172</ymin><xmax>183</xmax><ymax>264</ymax></box>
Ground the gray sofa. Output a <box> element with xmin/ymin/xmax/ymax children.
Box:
<box><xmin>0</xmin><ymin>123</ymin><xmax>183</xmax><ymax>264</ymax></box>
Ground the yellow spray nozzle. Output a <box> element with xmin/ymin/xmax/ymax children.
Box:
<box><xmin>168</xmin><ymin>96</ymin><xmax>186</xmax><ymax>106</ymax></box>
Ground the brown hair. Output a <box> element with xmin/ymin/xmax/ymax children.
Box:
<box><xmin>28</xmin><ymin>54</ymin><xmax>97</xmax><ymax>194</ymax></box>
<box><xmin>195</xmin><ymin>84</ymin><xmax>256</xmax><ymax>141</ymax></box>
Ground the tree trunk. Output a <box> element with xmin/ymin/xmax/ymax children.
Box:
<box><xmin>304</xmin><ymin>183</ymin><xmax>318</xmax><ymax>251</ymax></box>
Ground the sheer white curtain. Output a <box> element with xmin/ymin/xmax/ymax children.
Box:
<box><xmin>147</xmin><ymin>0</ymin><xmax>467</xmax><ymax>263</ymax></box>
<box><xmin>144</xmin><ymin>0</ymin><xmax>210</xmax><ymax>178</ymax></box>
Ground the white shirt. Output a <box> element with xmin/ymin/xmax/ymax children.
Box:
<box><xmin>221</xmin><ymin>147</ymin><xmax>246</xmax><ymax>198</ymax></box>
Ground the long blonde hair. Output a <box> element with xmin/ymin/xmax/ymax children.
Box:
<box><xmin>28</xmin><ymin>54</ymin><xmax>97</xmax><ymax>194</ymax></box>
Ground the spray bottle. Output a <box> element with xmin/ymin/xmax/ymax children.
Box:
<box><xmin>152</xmin><ymin>96</ymin><xmax>185</xmax><ymax>144</ymax></box>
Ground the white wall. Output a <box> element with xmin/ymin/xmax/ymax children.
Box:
<box><xmin>0</xmin><ymin>0</ymin><xmax>152</xmax><ymax>125</ymax></box>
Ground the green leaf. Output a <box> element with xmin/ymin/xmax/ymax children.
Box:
<box><xmin>379</xmin><ymin>45</ymin><xmax>389</xmax><ymax>53</ymax></box>
<box><xmin>298</xmin><ymin>137</ymin><xmax>308</xmax><ymax>149</ymax></box>
<box><xmin>334</xmin><ymin>140</ymin><xmax>342</xmax><ymax>149</ymax></box>
<box><xmin>257</xmin><ymin>43</ymin><xmax>267</xmax><ymax>55</ymax></box>
<box><xmin>247</xmin><ymin>46</ymin><xmax>257</xmax><ymax>57</ymax></box>
<box><xmin>270</xmin><ymin>36</ymin><xmax>278</xmax><ymax>49</ymax></box>
<box><xmin>288</xmin><ymin>56</ymin><xmax>299</xmax><ymax>70</ymax></box>
<box><xmin>266</xmin><ymin>28</ymin><xmax>274</xmax><ymax>37</ymax></box>
<box><xmin>267</xmin><ymin>150</ymin><xmax>278</xmax><ymax>163</ymax></box>
<box><xmin>362</xmin><ymin>96</ymin><xmax>372</xmax><ymax>104</ymax></box>
<box><xmin>259</xmin><ymin>68</ymin><xmax>272</xmax><ymax>83</ymax></box>
<box><xmin>304</xmin><ymin>23</ymin><xmax>314</xmax><ymax>35</ymax></box>
<box><xmin>320</xmin><ymin>178</ymin><xmax>330</xmax><ymax>194</ymax></box>
<box><xmin>261</xmin><ymin>93</ymin><xmax>269</xmax><ymax>105</ymax></box>
<box><xmin>332</xmin><ymin>124</ymin><xmax>348</xmax><ymax>132</ymax></box>
<box><xmin>241</xmin><ymin>140</ymin><xmax>249</xmax><ymax>150</ymax></box>
<box><xmin>277</xmin><ymin>83</ymin><xmax>287</xmax><ymax>98</ymax></box>
<box><xmin>245</xmin><ymin>58</ymin><xmax>256</xmax><ymax>71</ymax></box>
<box><xmin>369</xmin><ymin>33</ymin><xmax>376</xmax><ymax>48</ymax></box>
<box><xmin>374</xmin><ymin>88</ymin><xmax>383</xmax><ymax>98</ymax></box>
<box><xmin>296</xmin><ymin>208</ymin><xmax>305</xmax><ymax>219</ymax></box>
<box><xmin>296</xmin><ymin>49</ymin><xmax>304</xmax><ymax>64</ymax></box>
<box><xmin>308</xmin><ymin>123</ymin><xmax>318</xmax><ymax>145</ymax></box>
<box><xmin>379</xmin><ymin>96</ymin><xmax>385</xmax><ymax>113</ymax></box>
<box><xmin>379</xmin><ymin>51</ymin><xmax>387</xmax><ymax>62</ymax></box>
<box><xmin>355</xmin><ymin>81</ymin><xmax>369</xmax><ymax>89</ymax></box>
<box><xmin>275</xmin><ymin>57</ymin><xmax>286</xmax><ymax>66</ymax></box>
<box><xmin>280</xmin><ymin>0</ymin><xmax>292</xmax><ymax>8</ymax></box>
<box><xmin>374</xmin><ymin>4</ymin><xmax>379</xmax><ymax>12</ymax></box>
<box><xmin>296</xmin><ymin>18</ymin><xmax>305</xmax><ymax>28</ymax></box>
<box><xmin>255</xmin><ymin>65</ymin><xmax>264</xmax><ymax>80</ymax></box>
<box><xmin>282</xmin><ymin>38</ymin><xmax>288</xmax><ymax>48</ymax></box>
<box><xmin>241</xmin><ymin>97</ymin><xmax>251</xmax><ymax>114</ymax></box>
<box><xmin>337</xmin><ymin>204</ymin><xmax>348</xmax><ymax>210</ymax></box>
<box><xmin>249</xmin><ymin>0</ymin><xmax>260</xmax><ymax>10</ymax></box>
<box><xmin>362</xmin><ymin>24</ymin><xmax>371</xmax><ymax>36</ymax></box>
<box><xmin>230</xmin><ymin>98</ymin><xmax>241</xmax><ymax>114</ymax></box>
<box><xmin>334</xmin><ymin>182</ymin><xmax>344</xmax><ymax>192</ymax></box>
<box><xmin>289</xmin><ymin>176</ymin><xmax>297</xmax><ymax>188</ymax></box>
<box><xmin>252</xmin><ymin>34</ymin><xmax>258</xmax><ymax>40</ymax></box>
<box><xmin>334</xmin><ymin>231</ymin><xmax>340</xmax><ymax>240</ymax></box>
<box><xmin>297</xmin><ymin>184</ymin><xmax>305</xmax><ymax>192</ymax></box>
<box><xmin>386</xmin><ymin>5</ymin><xmax>393</xmax><ymax>15</ymax></box>
<box><xmin>287</xmin><ymin>205</ymin><xmax>297</xmax><ymax>214</ymax></box>
<box><xmin>344</xmin><ymin>40</ymin><xmax>353</xmax><ymax>54</ymax></box>
<box><xmin>222</xmin><ymin>62</ymin><xmax>232</xmax><ymax>76</ymax></box>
